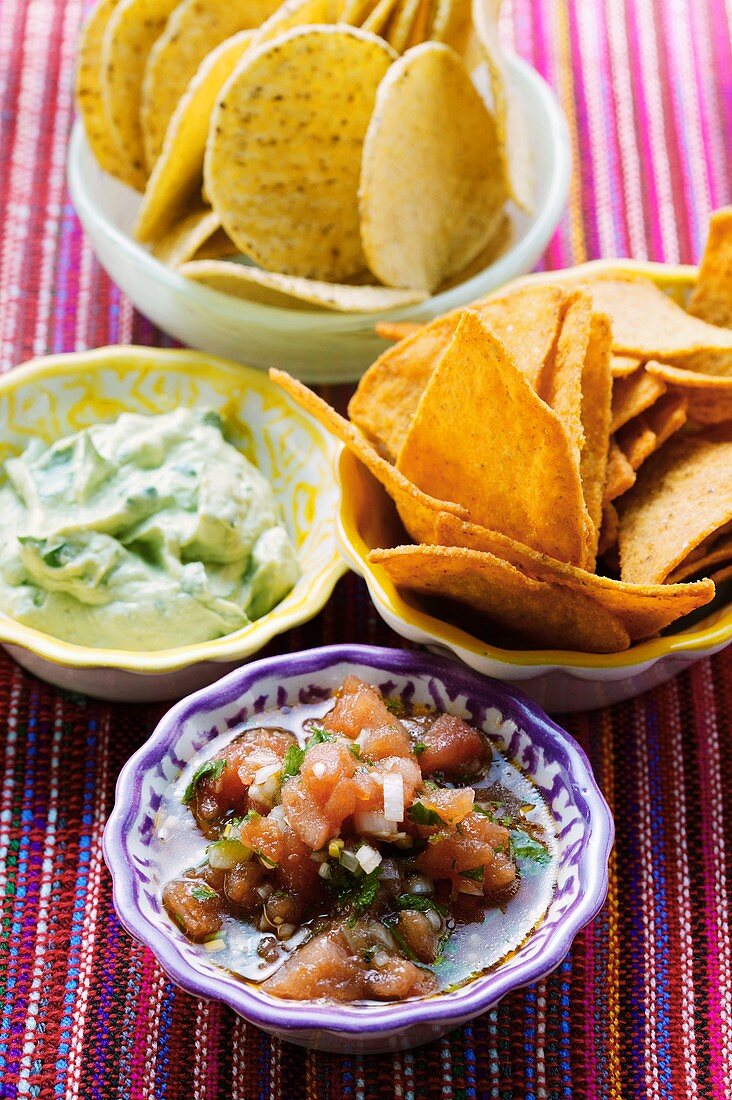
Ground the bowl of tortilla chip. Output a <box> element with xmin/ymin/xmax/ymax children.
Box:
<box><xmin>68</xmin><ymin>0</ymin><xmax>569</xmax><ymax>382</ymax></box>
<box><xmin>270</xmin><ymin>209</ymin><xmax>732</xmax><ymax>712</ymax></box>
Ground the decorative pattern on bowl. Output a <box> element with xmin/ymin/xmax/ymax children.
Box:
<box><xmin>337</xmin><ymin>261</ymin><xmax>732</xmax><ymax>713</ymax></box>
<box><xmin>0</xmin><ymin>346</ymin><xmax>345</xmax><ymax>700</ymax></box>
<box><xmin>103</xmin><ymin>644</ymin><xmax>613</xmax><ymax>1052</ymax></box>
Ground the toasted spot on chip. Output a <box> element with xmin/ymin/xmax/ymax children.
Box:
<box><xmin>618</xmin><ymin>424</ymin><xmax>732</xmax><ymax>583</ymax></box>
<box><xmin>135</xmin><ymin>30</ymin><xmax>253</xmax><ymax>243</ymax></box>
<box><xmin>140</xmin><ymin>0</ymin><xmax>280</xmax><ymax>170</ymax></box>
<box><xmin>359</xmin><ymin>42</ymin><xmax>506</xmax><ymax>292</ymax></box>
<box><xmin>179</xmin><ymin>260</ymin><xmax>428</xmax><ymax>311</ymax></box>
<box><xmin>206</xmin><ymin>25</ymin><xmax>395</xmax><ymax>280</ymax></box>
<box><xmin>101</xmin><ymin>0</ymin><xmax>181</xmax><ymax>181</ymax></box>
<box><xmin>687</xmin><ymin>207</ymin><xmax>732</xmax><ymax>328</ymax></box>
<box><xmin>75</xmin><ymin>0</ymin><xmax>141</xmax><ymax>188</ymax></box>
<box><xmin>433</xmin><ymin>511</ymin><xmax>715</xmax><ymax>641</ymax></box>
<box><xmin>470</xmin><ymin>0</ymin><xmax>533</xmax><ymax>212</ymax></box>
<box><xmin>611</xmin><ymin>355</ymin><xmax>643</xmax><ymax>378</ymax></box>
<box><xmin>269</xmin><ymin>369</ymin><xmax>468</xmax><ymax>544</ymax></box>
<box><xmin>396</xmin><ymin>310</ymin><xmax>593</xmax><ymax>566</ymax></box>
<box><xmin>610</xmin><ymin>367</ymin><xmax>667</xmax><ymax>433</ymax></box>
<box><xmin>350</xmin><ymin>283</ymin><xmax>567</xmax><ymax>459</ymax></box>
<box><xmin>151</xmin><ymin>206</ymin><xmax>222</xmax><ymax>268</ymax></box>
<box><xmin>581</xmin><ymin>277</ymin><xmax>732</xmax><ymax>359</ymax></box>
<box><xmin>369</xmin><ymin>544</ymin><xmax>631</xmax><ymax>653</ymax></box>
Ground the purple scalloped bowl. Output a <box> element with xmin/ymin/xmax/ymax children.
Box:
<box><xmin>103</xmin><ymin>645</ymin><xmax>613</xmax><ymax>1053</ymax></box>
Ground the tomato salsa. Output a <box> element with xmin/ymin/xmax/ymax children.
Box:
<box><xmin>156</xmin><ymin>676</ymin><xmax>556</xmax><ymax>1002</ymax></box>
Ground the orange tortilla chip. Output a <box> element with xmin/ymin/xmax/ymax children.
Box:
<box><xmin>542</xmin><ymin>290</ymin><xmax>588</xmax><ymax>463</ymax></box>
<box><xmin>616</xmin><ymin>415</ymin><xmax>658</xmax><ymax>471</ymax></box>
<box><xmin>685</xmin><ymin>391</ymin><xmax>732</xmax><ymax>425</ymax></box>
<box><xmin>396</xmin><ymin>310</ymin><xmax>593</xmax><ymax>566</ymax></box>
<box><xmin>433</xmin><ymin>511</ymin><xmax>715</xmax><ymax>641</ymax></box>
<box><xmin>369</xmin><ymin>544</ymin><xmax>631</xmax><ymax>653</ymax></box>
<box><xmin>582</xmin><ymin>276</ymin><xmax>732</xmax><ymax>360</ymax></box>
<box><xmin>611</xmin><ymin>355</ymin><xmax>642</xmax><ymax>378</ymax></box>
<box><xmin>618</xmin><ymin>423</ymin><xmax>732</xmax><ymax>583</ymax></box>
<box><xmin>269</xmin><ymin>368</ymin><xmax>467</xmax><ymax>544</ymax></box>
<box><xmin>687</xmin><ymin>207</ymin><xmax>732</xmax><ymax>328</ymax></box>
<box><xmin>579</xmin><ymin>311</ymin><xmax>613</xmax><ymax>555</ymax></box>
<box><xmin>598</xmin><ymin>502</ymin><xmax>619</xmax><ymax>556</ymax></box>
<box><xmin>349</xmin><ymin>283</ymin><xmax>567</xmax><ymax>459</ymax></box>
<box><xmin>610</xmin><ymin>368</ymin><xmax>667</xmax><ymax>433</ymax></box>
<box><xmin>667</xmin><ymin>532</ymin><xmax>732</xmax><ymax>583</ymax></box>
<box><xmin>645</xmin><ymin>359</ymin><xmax>732</xmax><ymax>391</ymax></box>
<box><xmin>604</xmin><ymin>441</ymin><xmax>636</xmax><ymax>503</ymax></box>
<box><xmin>644</xmin><ymin>391</ymin><xmax>688</xmax><ymax>447</ymax></box>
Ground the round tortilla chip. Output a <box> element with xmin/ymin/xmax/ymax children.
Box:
<box><xmin>618</xmin><ymin>424</ymin><xmax>732</xmax><ymax>584</ymax></box>
<box><xmin>134</xmin><ymin>30</ymin><xmax>253</xmax><ymax>243</ymax></box>
<box><xmin>359</xmin><ymin>42</ymin><xmax>506</xmax><ymax>292</ymax></box>
<box><xmin>384</xmin><ymin>0</ymin><xmax>422</xmax><ymax>51</ymax></box>
<box><xmin>248</xmin><ymin>0</ymin><xmax>343</xmax><ymax>50</ymax></box>
<box><xmin>179</xmin><ymin>259</ymin><xmax>428</xmax><ymax>312</ymax></box>
<box><xmin>75</xmin><ymin>0</ymin><xmax>143</xmax><ymax>189</ymax></box>
<box><xmin>101</xmin><ymin>0</ymin><xmax>181</xmax><ymax>182</ymax></box>
<box><xmin>205</xmin><ymin>25</ymin><xmax>395</xmax><ymax>280</ymax></box>
<box><xmin>151</xmin><ymin>206</ymin><xmax>221</xmax><ymax>267</ymax></box>
<box><xmin>140</xmin><ymin>0</ymin><xmax>280</xmax><ymax>171</ymax></box>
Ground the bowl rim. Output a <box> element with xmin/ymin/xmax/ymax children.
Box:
<box><xmin>66</xmin><ymin>52</ymin><xmax>571</xmax><ymax>333</ymax></box>
<box><xmin>337</xmin><ymin>257</ymin><xmax>732</xmax><ymax>673</ymax></box>
<box><xmin>0</xmin><ymin>345</ymin><xmax>346</xmax><ymax>672</ymax></box>
<box><xmin>103</xmin><ymin>643</ymin><xmax>613</xmax><ymax>1037</ymax></box>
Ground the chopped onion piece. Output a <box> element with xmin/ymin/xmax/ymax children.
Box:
<box><xmin>356</xmin><ymin>844</ymin><xmax>382</xmax><ymax>874</ymax></box>
<box><xmin>312</xmin><ymin>762</ymin><xmax>327</xmax><ymax>779</ymax></box>
<box><xmin>457</xmin><ymin>879</ymin><xmax>484</xmax><ymax>896</ymax></box>
<box><xmin>268</xmin><ymin>804</ymin><xmax>286</xmax><ymax>823</ymax></box>
<box><xmin>382</xmin><ymin>772</ymin><xmax>405</xmax><ymax>823</ymax></box>
<box><xmin>339</xmin><ymin>849</ymin><xmax>360</xmax><ymax>874</ymax></box>
<box><xmin>253</xmin><ymin>763</ymin><xmax>281</xmax><ymax>785</ymax></box>
<box><xmin>203</xmin><ymin>938</ymin><xmax>226</xmax><ymax>953</ymax></box>
<box><xmin>352</xmin><ymin>810</ymin><xmax>399</xmax><ymax>838</ymax></box>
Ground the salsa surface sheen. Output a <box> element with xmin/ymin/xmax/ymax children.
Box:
<box><xmin>154</xmin><ymin>678</ymin><xmax>557</xmax><ymax>1002</ymax></box>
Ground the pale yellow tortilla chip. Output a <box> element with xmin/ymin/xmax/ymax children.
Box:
<box><xmin>369</xmin><ymin>544</ymin><xmax>631</xmax><ymax>653</ymax></box>
<box><xmin>151</xmin><ymin>206</ymin><xmax>221</xmax><ymax>267</ymax></box>
<box><xmin>581</xmin><ymin>276</ymin><xmax>732</xmax><ymax>360</ymax></box>
<box><xmin>350</xmin><ymin>283</ymin><xmax>567</xmax><ymax>459</ymax></box>
<box><xmin>687</xmin><ymin>207</ymin><xmax>732</xmax><ymax>328</ymax></box>
<box><xmin>135</xmin><ymin>29</ymin><xmax>253</xmax><ymax>242</ymax></box>
<box><xmin>269</xmin><ymin>368</ymin><xmax>468</xmax><ymax>543</ymax></box>
<box><xmin>429</xmin><ymin>0</ymin><xmax>472</xmax><ymax>54</ymax></box>
<box><xmin>470</xmin><ymin>0</ymin><xmax>533</xmax><ymax>212</ymax></box>
<box><xmin>193</xmin><ymin>227</ymin><xmax>238</xmax><ymax>261</ymax></box>
<box><xmin>248</xmin><ymin>0</ymin><xmax>343</xmax><ymax>50</ymax></box>
<box><xmin>101</xmin><ymin>0</ymin><xmax>181</xmax><ymax>182</ymax></box>
<box><xmin>618</xmin><ymin>424</ymin><xmax>732</xmax><ymax>583</ymax></box>
<box><xmin>396</xmin><ymin>310</ymin><xmax>593</xmax><ymax>566</ymax></box>
<box><xmin>362</xmin><ymin>0</ymin><xmax>401</xmax><ymax>34</ymax></box>
<box><xmin>612</xmin><ymin>355</ymin><xmax>643</xmax><ymax>378</ymax></box>
<box><xmin>406</xmin><ymin>0</ymin><xmax>433</xmax><ymax>45</ymax></box>
<box><xmin>359</xmin><ymin>42</ymin><xmax>506</xmax><ymax>293</ymax></box>
<box><xmin>206</xmin><ymin>26</ymin><xmax>395</xmax><ymax>280</ymax></box>
<box><xmin>75</xmin><ymin>0</ymin><xmax>142</xmax><ymax>189</ymax></box>
<box><xmin>610</xmin><ymin>368</ymin><xmax>667</xmax><ymax>433</ymax></box>
<box><xmin>140</xmin><ymin>0</ymin><xmax>280</xmax><ymax>170</ymax></box>
<box><xmin>179</xmin><ymin>259</ymin><xmax>428</xmax><ymax>312</ymax></box>
<box><xmin>433</xmin><ymin>511</ymin><xmax>715</xmax><ymax>642</ymax></box>
<box><xmin>385</xmin><ymin>0</ymin><xmax>422</xmax><ymax>51</ymax></box>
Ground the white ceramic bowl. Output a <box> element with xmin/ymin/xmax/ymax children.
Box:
<box><xmin>67</xmin><ymin>54</ymin><xmax>570</xmax><ymax>383</ymax></box>
<box><xmin>335</xmin><ymin>258</ymin><xmax>732</xmax><ymax>713</ymax></box>
<box><xmin>0</xmin><ymin>347</ymin><xmax>346</xmax><ymax>702</ymax></box>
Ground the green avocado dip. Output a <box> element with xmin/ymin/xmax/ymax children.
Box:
<box><xmin>0</xmin><ymin>408</ymin><xmax>300</xmax><ymax>650</ymax></box>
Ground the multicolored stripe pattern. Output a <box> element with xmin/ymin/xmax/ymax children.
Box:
<box><xmin>0</xmin><ymin>0</ymin><xmax>731</xmax><ymax>1096</ymax></box>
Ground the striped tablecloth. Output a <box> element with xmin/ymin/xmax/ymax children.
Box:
<box><xmin>1</xmin><ymin>1</ymin><xmax>731</xmax><ymax>1097</ymax></box>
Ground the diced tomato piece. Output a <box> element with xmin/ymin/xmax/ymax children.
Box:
<box><xmin>163</xmin><ymin>877</ymin><xmax>222</xmax><ymax>942</ymax></box>
<box><xmin>276</xmin><ymin>825</ymin><xmax>324</xmax><ymax>899</ymax></box>
<box><xmin>417</xmin><ymin>714</ymin><xmax>489</xmax><ymax>778</ymax></box>
<box><xmin>421</xmin><ymin>786</ymin><xmax>475</xmax><ymax>826</ymax></box>
<box><xmin>281</xmin><ymin>777</ymin><xmax>334</xmax><ymax>851</ymax></box>
<box><xmin>262</xmin><ymin>931</ymin><xmax>366</xmax><ymax>1001</ymax></box>
<box><xmin>301</xmin><ymin>740</ymin><xmax>357</xmax><ymax>802</ymax></box>
<box><xmin>234</xmin><ymin>728</ymin><xmax>296</xmax><ymax>785</ymax></box>
<box><xmin>224</xmin><ymin>862</ymin><xmax>263</xmax><ymax>910</ymax></box>
<box><xmin>396</xmin><ymin>910</ymin><xmax>442</xmax><ymax>964</ymax></box>
<box><xmin>363</xmin><ymin>957</ymin><xmax>437</xmax><ymax>1000</ymax></box>
<box><xmin>415</xmin><ymin>811</ymin><xmax>515</xmax><ymax>894</ymax></box>
<box><xmin>324</xmin><ymin>777</ymin><xmax>360</xmax><ymax>822</ymax></box>
<box><xmin>322</xmin><ymin>676</ymin><xmax>404</xmax><ymax>741</ymax></box>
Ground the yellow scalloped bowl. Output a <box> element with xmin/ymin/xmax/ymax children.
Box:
<box><xmin>337</xmin><ymin>260</ymin><xmax>732</xmax><ymax>713</ymax></box>
<box><xmin>0</xmin><ymin>347</ymin><xmax>346</xmax><ymax>701</ymax></box>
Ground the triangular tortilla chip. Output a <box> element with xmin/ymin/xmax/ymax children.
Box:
<box><xmin>151</xmin><ymin>205</ymin><xmax>221</xmax><ymax>268</ymax></box>
<box><xmin>269</xmin><ymin>369</ymin><xmax>467</xmax><ymax>544</ymax></box>
<box><xmin>396</xmin><ymin>310</ymin><xmax>594</xmax><ymax>566</ymax></box>
<box><xmin>667</xmin><ymin>531</ymin><xmax>732</xmax><ymax>583</ymax></box>
<box><xmin>610</xmin><ymin>368</ymin><xmax>667</xmax><ymax>433</ymax></box>
<box><xmin>432</xmin><ymin>511</ymin><xmax>715</xmax><ymax>641</ymax></box>
<box><xmin>369</xmin><ymin>544</ymin><xmax>631</xmax><ymax>653</ymax></box>
<box><xmin>611</xmin><ymin>355</ymin><xmax>642</xmax><ymax>378</ymax></box>
<box><xmin>349</xmin><ymin>283</ymin><xmax>567</xmax><ymax>459</ymax></box>
<box><xmin>618</xmin><ymin>424</ymin><xmax>732</xmax><ymax>583</ymax></box>
<box><xmin>604</xmin><ymin>441</ymin><xmax>636</xmax><ymax>503</ymax></box>
<box><xmin>687</xmin><ymin>207</ymin><xmax>732</xmax><ymax>328</ymax></box>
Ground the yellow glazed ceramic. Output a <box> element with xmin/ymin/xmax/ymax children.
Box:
<box><xmin>337</xmin><ymin>260</ymin><xmax>732</xmax><ymax>713</ymax></box>
<box><xmin>0</xmin><ymin>346</ymin><xmax>345</xmax><ymax>701</ymax></box>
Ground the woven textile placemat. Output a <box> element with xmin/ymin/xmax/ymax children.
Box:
<box><xmin>1</xmin><ymin>1</ymin><xmax>731</xmax><ymax>1097</ymax></box>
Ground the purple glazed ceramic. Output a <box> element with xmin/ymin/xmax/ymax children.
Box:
<box><xmin>103</xmin><ymin>645</ymin><xmax>613</xmax><ymax>1053</ymax></box>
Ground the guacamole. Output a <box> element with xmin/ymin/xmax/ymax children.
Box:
<box><xmin>0</xmin><ymin>408</ymin><xmax>300</xmax><ymax>650</ymax></box>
